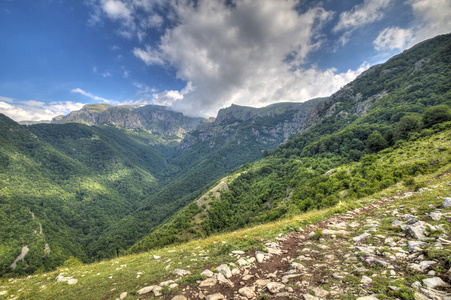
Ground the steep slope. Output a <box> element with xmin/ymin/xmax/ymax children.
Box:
<box><xmin>129</xmin><ymin>33</ymin><xmax>451</xmax><ymax>253</ymax></box>
<box><xmin>0</xmin><ymin>116</ymin><xmax>171</xmax><ymax>276</ymax></box>
<box><xmin>88</xmin><ymin>99</ymin><xmax>323</xmax><ymax>258</ymax></box>
<box><xmin>2</xmin><ymin>123</ymin><xmax>450</xmax><ymax>300</ymax></box>
<box><xmin>52</xmin><ymin>104</ymin><xmax>202</xmax><ymax>139</ymax></box>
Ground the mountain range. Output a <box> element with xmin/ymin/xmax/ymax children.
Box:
<box><xmin>0</xmin><ymin>33</ymin><xmax>450</xmax><ymax>278</ymax></box>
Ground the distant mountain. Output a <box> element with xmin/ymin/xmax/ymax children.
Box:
<box><xmin>52</xmin><ymin>104</ymin><xmax>202</xmax><ymax>139</ymax></box>
<box><xmin>179</xmin><ymin>100</ymin><xmax>324</xmax><ymax>152</ymax></box>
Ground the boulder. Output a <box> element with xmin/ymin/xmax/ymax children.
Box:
<box><xmin>205</xmin><ymin>293</ymin><xmax>225</xmax><ymax>300</ymax></box>
<box><xmin>266</xmin><ymin>282</ymin><xmax>285</xmax><ymax>294</ymax></box>
<box><xmin>238</xmin><ymin>286</ymin><xmax>256</xmax><ymax>299</ymax></box>
<box><xmin>216</xmin><ymin>264</ymin><xmax>232</xmax><ymax>278</ymax></box>
<box><xmin>422</xmin><ymin>277</ymin><xmax>451</xmax><ymax>289</ymax></box>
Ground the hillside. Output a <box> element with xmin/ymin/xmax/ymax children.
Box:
<box><xmin>130</xmin><ymin>33</ymin><xmax>451</xmax><ymax>253</ymax></box>
<box><xmin>1</xmin><ymin>127</ymin><xmax>450</xmax><ymax>300</ymax></box>
<box><xmin>0</xmin><ymin>99</ymin><xmax>322</xmax><ymax>275</ymax></box>
<box><xmin>0</xmin><ymin>117</ymin><xmax>170</xmax><ymax>275</ymax></box>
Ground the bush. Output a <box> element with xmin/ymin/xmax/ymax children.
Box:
<box><xmin>395</xmin><ymin>115</ymin><xmax>421</xmax><ymax>140</ymax></box>
<box><xmin>422</xmin><ymin>105</ymin><xmax>451</xmax><ymax>128</ymax></box>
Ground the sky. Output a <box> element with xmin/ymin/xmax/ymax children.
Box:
<box><xmin>0</xmin><ymin>0</ymin><xmax>450</xmax><ymax>121</ymax></box>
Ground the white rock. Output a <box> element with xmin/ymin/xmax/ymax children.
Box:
<box><xmin>236</xmin><ymin>258</ymin><xmax>249</xmax><ymax>266</ymax></box>
<box><xmin>254</xmin><ymin>279</ymin><xmax>271</xmax><ymax>286</ymax></box>
<box><xmin>238</xmin><ymin>286</ymin><xmax>256</xmax><ymax>299</ymax></box>
<box><xmin>0</xmin><ymin>291</ymin><xmax>7</xmax><ymax>296</ymax></box>
<box><xmin>232</xmin><ymin>250</ymin><xmax>245</xmax><ymax>255</ymax></box>
<box><xmin>256</xmin><ymin>252</ymin><xmax>265</xmax><ymax>263</ymax></box>
<box><xmin>361</xmin><ymin>276</ymin><xmax>373</xmax><ymax>284</ymax></box>
<box><xmin>205</xmin><ymin>293</ymin><xmax>225</xmax><ymax>300</ymax></box>
<box><xmin>173</xmin><ymin>269</ymin><xmax>191</xmax><ymax>277</ymax></box>
<box><xmin>429</xmin><ymin>211</ymin><xmax>442</xmax><ymax>221</ymax></box>
<box><xmin>67</xmin><ymin>279</ymin><xmax>78</xmax><ymax>285</ymax></box>
<box><xmin>217</xmin><ymin>273</ymin><xmax>230</xmax><ymax>285</ymax></box>
<box><xmin>159</xmin><ymin>280</ymin><xmax>175</xmax><ymax>287</ymax></box>
<box><xmin>282</xmin><ymin>274</ymin><xmax>302</xmax><ymax>284</ymax></box>
<box><xmin>171</xmin><ymin>296</ymin><xmax>187</xmax><ymax>300</ymax></box>
<box><xmin>353</xmin><ymin>233</ymin><xmax>371</xmax><ymax>243</ymax></box>
<box><xmin>137</xmin><ymin>285</ymin><xmax>157</xmax><ymax>295</ymax></box>
<box><xmin>302</xmin><ymin>294</ymin><xmax>319</xmax><ymax>300</ymax></box>
<box><xmin>443</xmin><ymin>197</ymin><xmax>451</xmax><ymax>208</ymax></box>
<box><xmin>216</xmin><ymin>264</ymin><xmax>232</xmax><ymax>278</ymax></box>
<box><xmin>419</xmin><ymin>261</ymin><xmax>437</xmax><ymax>270</ymax></box>
<box><xmin>266</xmin><ymin>282</ymin><xmax>285</xmax><ymax>294</ymax></box>
<box><xmin>201</xmin><ymin>269</ymin><xmax>214</xmax><ymax>278</ymax></box>
<box><xmin>422</xmin><ymin>277</ymin><xmax>451</xmax><ymax>289</ymax></box>
<box><xmin>356</xmin><ymin>296</ymin><xmax>378</xmax><ymax>300</ymax></box>
<box><xmin>311</xmin><ymin>287</ymin><xmax>329</xmax><ymax>297</ymax></box>
<box><xmin>119</xmin><ymin>292</ymin><xmax>127</xmax><ymax>299</ymax></box>
<box><xmin>232</xmin><ymin>268</ymin><xmax>240</xmax><ymax>276</ymax></box>
<box><xmin>199</xmin><ymin>278</ymin><xmax>217</xmax><ymax>287</ymax></box>
<box><xmin>408</xmin><ymin>241</ymin><xmax>427</xmax><ymax>252</ymax></box>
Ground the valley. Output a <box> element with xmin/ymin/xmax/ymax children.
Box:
<box><xmin>0</xmin><ymin>33</ymin><xmax>451</xmax><ymax>300</ymax></box>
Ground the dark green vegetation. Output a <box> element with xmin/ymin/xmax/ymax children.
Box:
<box><xmin>1</xmin><ymin>33</ymin><xmax>451</xmax><ymax>277</ymax></box>
<box><xmin>130</xmin><ymin>33</ymin><xmax>451</xmax><ymax>253</ymax></box>
<box><xmin>0</xmin><ymin>99</ymin><xmax>320</xmax><ymax>276</ymax></box>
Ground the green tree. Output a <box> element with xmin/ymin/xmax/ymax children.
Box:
<box><xmin>422</xmin><ymin>105</ymin><xmax>451</xmax><ymax>128</ymax></box>
<box><xmin>366</xmin><ymin>132</ymin><xmax>388</xmax><ymax>153</ymax></box>
<box><xmin>395</xmin><ymin>115</ymin><xmax>421</xmax><ymax>140</ymax></box>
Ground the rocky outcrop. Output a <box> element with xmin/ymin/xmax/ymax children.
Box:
<box><xmin>52</xmin><ymin>104</ymin><xmax>201</xmax><ymax>138</ymax></box>
<box><xmin>179</xmin><ymin>99</ymin><xmax>324</xmax><ymax>151</ymax></box>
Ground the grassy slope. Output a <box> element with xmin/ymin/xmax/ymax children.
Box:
<box><xmin>1</xmin><ymin>127</ymin><xmax>449</xmax><ymax>299</ymax></box>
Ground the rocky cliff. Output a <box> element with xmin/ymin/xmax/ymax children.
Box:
<box><xmin>52</xmin><ymin>104</ymin><xmax>202</xmax><ymax>138</ymax></box>
<box><xmin>179</xmin><ymin>99</ymin><xmax>325</xmax><ymax>151</ymax></box>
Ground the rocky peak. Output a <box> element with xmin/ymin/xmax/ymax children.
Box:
<box><xmin>52</xmin><ymin>104</ymin><xmax>201</xmax><ymax>138</ymax></box>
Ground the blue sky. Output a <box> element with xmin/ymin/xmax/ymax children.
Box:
<box><xmin>0</xmin><ymin>0</ymin><xmax>450</xmax><ymax>121</ymax></box>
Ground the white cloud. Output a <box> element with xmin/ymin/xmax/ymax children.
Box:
<box><xmin>133</xmin><ymin>45</ymin><xmax>164</xmax><ymax>65</ymax></box>
<box><xmin>333</xmin><ymin>0</ymin><xmax>391</xmax><ymax>33</ymax></box>
<box><xmin>101</xmin><ymin>71</ymin><xmax>112</xmax><ymax>77</ymax></box>
<box><xmin>374</xmin><ymin>27</ymin><xmax>414</xmax><ymax>51</ymax></box>
<box><xmin>101</xmin><ymin>0</ymin><xmax>131</xmax><ymax>20</ymax></box>
<box><xmin>0</xmin><ymin>96</ymin><xmax>14</xmax><ymax>102</ymax></box>
<box><xmin>132</xmin><ymin>0</ymin><xmax>368</xmax><ymax>117</ymax></box>
<box><xmin>407</xmin><ymin>0</ymin><xmax>451</xmax><ymax>45</ymax></box>
<box><xmin>0</xmin><ymin>100</ymin><xmax>85</xmax><ymax>122</ymax></box>
<box><xmin>71</xmin><ymin>88</ymin><xmax>115</xmax><ymax>104</ymax></box>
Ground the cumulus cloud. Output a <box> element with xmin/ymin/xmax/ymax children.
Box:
<box><xmin>101</xmin><ymin>0</ymin><xmax>132</xmax><ymax>21</ymax></box>
<box><xmin>333</xmin><ymin>0</ymin><xmax>391</xmax><ymax>46</ymax></box>
<box><xmin>71</xmin><ymin>88</ymin><xmax>115</xmax><ymax>104</ymax></box>
<box><xmin>131</xmin><ymin>0</ymin><xmax>368</xmax><ymax>117</ymax></box>
<box><xmin>373</xmin><ymin>27</ymin><xmax>414</xmax><ymax>51</ymax></box>
<box><xmin>407</xmin><ymin>0</ymin><xmax>451</xmax><ymax>45</ymax></box>
<box><xmin>333</xmin><ymin>0</ymin><xmax>391</xmax><ymax>32</ymax></box>
<box><xmin>0</xmin><ymin>99</ymin><xmax>85</xmax><ymax>122</ymax></box>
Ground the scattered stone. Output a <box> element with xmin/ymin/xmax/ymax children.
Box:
<box><xmin>361</xmin><ymin>276</ymin><xmax>373</xmax><ymax>284</ymax></box>
<box><xmin>216</xmin><ymin>264</ymin><xmax>232</xmax><ymax>278</ymax></box>
<box><xmin>407</xmin><ymin>241</ymin><xmax>427</xmax><ymax>252</ymax></box>
<box><xmin>419</xmin><ymin>261</ymin><xmax>437</xmax><ymax>270</ymax></box>
<box><xmin>422</xmin><ymin>277</ymin><xmax>451</xmax><ymax>289</ymax></box>
<box><xmin>171</xmin><ymin>296</ymin><xmax>187</xmax><ymax>300</ymax></box>
<box><xmin>232</xmin><ymin>251</ymin><xmax>245</xmax><ymax>255</ymax></box>
<box><xmin>201</xmin><ymin>269</ymin><xmax>214</xmax><ymax>278</ymax></box>
<box><xmin>302</xmin><ymin>294</ymin><xmax>319</xmax><ymax>300</ymax></box>
<box><xmin>282</xmin><ymin>274</ymin><xmax>302</xmax><ymax>284</ymax></box>
<box><xmin>256</xmin><ymin>252</ymin><xmax>265</xmax><ymax>263</ymax></box>
<box><xmin>407</xmin><ymin>222</ymin><xmax>428</xmax><ymax>239</ymax></box>
<box><xmin>173</xmin><ymin>269</ymin><xmax>191</xmax><ymax>277</ymax></box>
<box><xmin>0</xmin><ymin>291</ymin><xmax>7</xmax><ymax>296</ymax></box>
<box><xmin>353</xmin><ymin>233</ymin><xmax>371</xmax><ymax>243</ymax></box>
<box><xmin>429</xmin><ymin>211</ymin><xmax>442</xmax><ymax>221</ymax></box>
<box><xmin>356</xmin><ymin>296</ymin><xmax>378</xmax><ymax>300</ymax></box>
<box><xmin>443</xmin><ymin>197</ymin><xmax>451</xmax><ymax>208</ymax></box>
<box><xmin>237</xmin><ymin>258</ymin><xmax>249</xmax><ymax>266</ymax></box>
<box><xmin>238</xmin><ymin>286</ymin><xmax>255</xmax><ymax>299</ymax></box>
<box><xmin>255</xmin><ymin>279</ymin><xmax>271</xmax><ymax>287</ymax></box>
<box><xmin>200</xmin><ymin>278</ymin><xmax>217</xmax><ymax>287</ymax></box>
<box><xmin>205</xmin><ymin>293</ymin><xmax>225</xmax><ymax>300</ymax></box>
<box><xmin>137</xmin><ymin>285</ymin><xmax>157</xmax><ymax>295</ymax></box>
<box><xmin>266</xmin><ymin>282</ymin><xmax>285</xmax><ymax>294</ymax></box>
<box><xmin>311</xmin><ymin>287</ymin><xmax>330</xmax><ymax>297</ymax></box>
<box><xmin>119</xmin><ymin>292</ymin><xmax>127</xmax><ymax>299</ymax></box>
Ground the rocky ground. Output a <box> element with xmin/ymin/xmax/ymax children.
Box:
<box><xmin>134</xmin><ymin>175</ymin><xmax>451</xmax><ymax>300</ymax></box>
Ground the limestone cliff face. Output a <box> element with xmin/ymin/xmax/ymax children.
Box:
<box><xmin>178</xmin><ymin>99</ymin><xmax>325</xmax><ymax>151</ymax></box>
<box><xmin>52</xmin><ymin>104</ymin><xmax>201</xmax><ymax>138</ymax></box>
